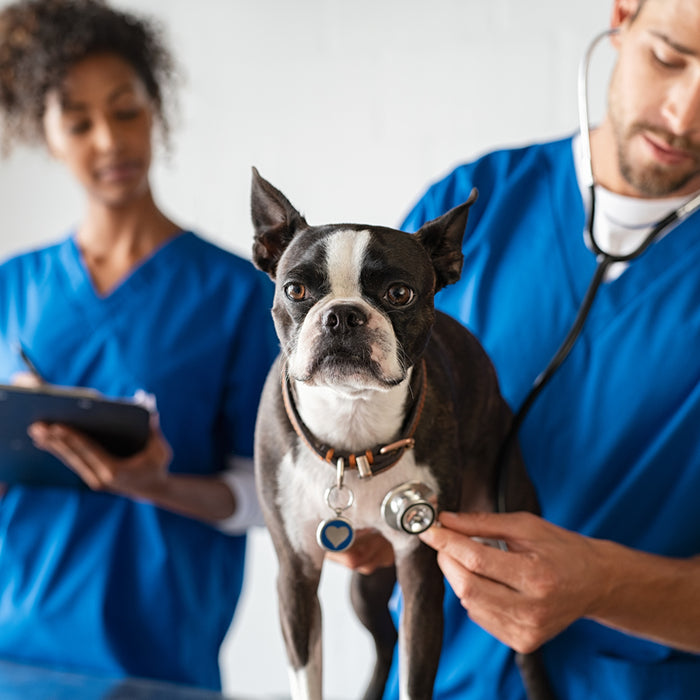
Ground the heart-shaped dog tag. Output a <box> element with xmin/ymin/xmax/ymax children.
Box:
<box><xmin>316</xmin><ymin>516</ymin><xmax>355</xmax><ymax>552</ymax></box>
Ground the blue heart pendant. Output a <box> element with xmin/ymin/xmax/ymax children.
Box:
<box><xmin>316</xmin><ymin>516</ymin><xmax>355</xmax><ymax>552</ymax></box>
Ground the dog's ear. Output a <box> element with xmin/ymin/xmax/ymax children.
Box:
<box><xmin>413</xmin><ymin>188</ymin><xmax>478</xmax><ymax>292</ymax></box>
<box><xmin>251</xmin><ymin>167</ymin><xmax>309</xmax><ymax>278</ymax></box>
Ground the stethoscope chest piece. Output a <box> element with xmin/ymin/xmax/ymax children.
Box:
<box><xmin>381</xmin><ymin>480</ymin><xmax>437</xmax><ymax>534</ymax></box>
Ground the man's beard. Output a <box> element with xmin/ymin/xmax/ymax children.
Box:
<box><xmin>616</xmin><ymin>122</ymin><xmax>700</xmax><ymax>197</ymax></box>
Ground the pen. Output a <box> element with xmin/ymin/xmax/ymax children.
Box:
<box><xmin>16</xmin><ymin>343</ymin><xmax>48</xmax><ymax>385</ymax></box>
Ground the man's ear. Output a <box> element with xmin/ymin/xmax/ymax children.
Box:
<box><xmin>610</xmin><ymin>0</ymin><xmax>641</xmax><ymax>45</ymax></box>
<box><xmin>413</xmin><ymin>188</ymin><xmax>478</xmax><ymax>292</ymax></box>
<box><xmin>250</xmin><ymin>167</ymin><xmax>308</xmax><ymax>278</ymax></box>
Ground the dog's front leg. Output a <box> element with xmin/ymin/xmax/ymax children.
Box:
<box><xmin>395</xmin><ymin>542</ymin><xmax>445</xmax><ymax>700</ymax></box>
<box><xmin>350</xmin><ymin>566</ymin><xmax>398</xmax><ymax>700</ymax></box>
<box><xmin>277</xmin><ymin>553</ymin><xmax>323</xmax><ymax>700</ymax></box>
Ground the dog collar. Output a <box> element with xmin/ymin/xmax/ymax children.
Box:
<box><xmin>282</xmin><ymin>360</ymin><xmax>426</xmax><ymax>478</ymax></box>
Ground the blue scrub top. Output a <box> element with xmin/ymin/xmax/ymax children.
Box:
<box><xmin>0</xmin><ymin>231</ymin><xmax>278</xmax><ymax>690</ymax></box>
<box><xmin>384</xmin><ymin>136</ymin><xmax>700</xmax><ymax>699</ymax></box>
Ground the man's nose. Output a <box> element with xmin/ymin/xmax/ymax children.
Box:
<box><xmin>661</xmin><ymin>74</ymin><xmax>700</xmax><ymax>137</ymax></box>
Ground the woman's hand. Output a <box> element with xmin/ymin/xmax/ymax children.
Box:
<box><xmin>11</xmin><ymin>371</ymin><xmax>44</xmax><ymax>388</ymax></box>
<box><xmin>28</xmin><ymin>416</ymin><xmax>172</xmax><ymax>498</ymax></box>
<box><xmin>28</xmin><ymin>417</ymin><xmax>238</xmax><ymax>524</ymax></box>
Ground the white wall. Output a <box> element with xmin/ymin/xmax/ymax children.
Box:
<box><xmin>0</xmin><ymin>1</ymin><xmax>613</xmax><ymax>698</ymax></box>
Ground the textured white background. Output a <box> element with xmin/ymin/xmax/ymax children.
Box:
<box><xmin>0</xmin><ymin>1</ymin><xmax>613</xmax><ymax>697</ymax></box>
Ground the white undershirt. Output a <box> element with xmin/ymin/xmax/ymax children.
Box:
<box><xmin>218</xmin><ymin>456</ymin><xmax>265</xmax><ymax>533</ymax></box>
<box><xmin>572</xmin><ymin>135</ymin><xmax>689</xmax><ymax>280</ymax></box>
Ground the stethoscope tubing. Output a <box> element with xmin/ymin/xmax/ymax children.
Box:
<box><xmin>577</xmin><ymin>29</ymin><xmax>613</xmax><ymax>190</ymax></box>
<box><xmin>495</xmin><ymin>27</ymin><xmax>700</xmax><ymax>514</ymax></box>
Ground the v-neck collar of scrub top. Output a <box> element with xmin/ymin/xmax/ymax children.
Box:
<box><xmin>550</xmin><ymin>138</ymin><xmax>700</xmax><ymax>340</ymax></box>
<box><xmin>58</xmin><ymin>229</ymin><xmax>193</xmax><ymax>313</ymax></box>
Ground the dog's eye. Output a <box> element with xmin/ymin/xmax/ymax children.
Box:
<box><xmin>284</xmin><ymin>282</ymin><xmax>307</xmax><ymax>301</ymax></box>
<box><xmin>385</xmin><ymin>284</ymin><xmax>414</xmax><ymax>306</ymax></box>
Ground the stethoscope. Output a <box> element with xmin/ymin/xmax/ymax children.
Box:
<box><xmin>496</xmin><ymin>28</ymin><xmax>700</xmax><ymax>514</ymax></box>
<box><xmin>307</xmin><ymin>29</ymin><xmax>700</xmax><ymax>550</ymax></box>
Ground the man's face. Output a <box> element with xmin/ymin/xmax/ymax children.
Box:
<box><xmin>608</xmin><ymin>0</ymin><xmax>700</xmax><ymax>196</ymax></box>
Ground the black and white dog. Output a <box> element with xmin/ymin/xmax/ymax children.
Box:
<box><xmin>250</xmin><ymin>168</ymin><xmax>549</xmax><ymax>700</ymax></box>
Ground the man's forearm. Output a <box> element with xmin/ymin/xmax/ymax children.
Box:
<box><xmin>589</xmin><ymin>540</ymin><xmax>700</xmax><ymax>653</ymax></box>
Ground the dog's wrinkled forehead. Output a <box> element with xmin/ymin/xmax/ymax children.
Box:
<box><xmin>276</xmin><ymin>224</ymin><xmax>435</xmax><ymax>298</ymax></box>
<box><xmin>323</xmin><ymin>229</ymin><xmax>371</xmax><ymax>297</ymax></box>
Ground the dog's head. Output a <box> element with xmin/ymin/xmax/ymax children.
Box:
<box><xmin>251</xmin><ymin>168</ymin><xmax>477</xmax><ymax>393</ymax></box>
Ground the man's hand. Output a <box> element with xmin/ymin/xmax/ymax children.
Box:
<box><xmin>419</xmin><ymin>511</ymin><xmax>607</xmax><ymax>653</ymax></box>
<box><xmin>326</xmin><ymin>528</ymin><xmax>395</xmax><ymax>574</ymax></box>
<box><xmin>419</xmin><ymin>510</ymin><xmax>700</xmax><ymax>654</ymax></box>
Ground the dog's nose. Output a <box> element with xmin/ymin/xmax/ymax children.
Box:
<box><xmin>322</xmin><ymin>304</ymin><xmax>367</xmax><ymax>334</ymax></box>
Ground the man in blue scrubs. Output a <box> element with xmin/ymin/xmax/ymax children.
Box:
<box><xmin>341</xmin><ymin>1</ymin><xmax>700</xmax><ymax>698</ymax></box>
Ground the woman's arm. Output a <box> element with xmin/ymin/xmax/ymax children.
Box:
<box><xmin>27</xmin><ymin>419</ymin><xmax>240</xmax><ymax>526</ymax></box>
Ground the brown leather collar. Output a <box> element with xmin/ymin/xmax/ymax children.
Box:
<box><xmin>282</xmin><ymin>360</ymin><xmax>426</xmax><ymax>478</ymax></box>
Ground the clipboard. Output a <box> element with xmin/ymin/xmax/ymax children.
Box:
<box><xmin>0</xmin><ymin>384</ymin><xmax>151</xmax><ymax>488</ymax></box>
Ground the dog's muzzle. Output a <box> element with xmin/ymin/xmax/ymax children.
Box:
<box><xmin>322</xmin><ymin>303</ymin><xmax>367</xmax><ymax>334</ymax></box>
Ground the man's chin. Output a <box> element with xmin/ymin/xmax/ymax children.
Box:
<box><xmin>622</xmin><ymin>134</ymin><xmax>700</xmax><ymax>197</ymax></box>
<box><xmin>621</xmin><ymin>159</ymin><xmax>698</xmax><ymax>197</ymax></box>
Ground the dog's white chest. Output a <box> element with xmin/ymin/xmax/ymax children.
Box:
<box><xmin>277</xmin><ymin>444</ymin><xmax>438</xmax><ymax>560</ymax></box>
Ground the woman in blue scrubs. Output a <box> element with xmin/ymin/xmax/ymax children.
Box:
<box><xmin>0</xmin><ymin>0</ymin><xmax>277</xmax><ymax>690</ymax></box>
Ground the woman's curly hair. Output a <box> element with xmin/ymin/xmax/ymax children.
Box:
<box><xmin>0</xmin><ymin>0</ymin><xmax>177</xmax><ymax>153</ymax></box>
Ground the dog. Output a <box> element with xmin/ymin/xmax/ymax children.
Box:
<box><xmin>250</xmin><ymin>168</ymin><xmax>552</xmax><ymax>700</ymax></box>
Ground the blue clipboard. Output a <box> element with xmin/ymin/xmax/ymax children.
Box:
<box><xmin>0</xmin><ymin>384</ymin><xmax>151</xmax><ymax>488</ymax></box>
